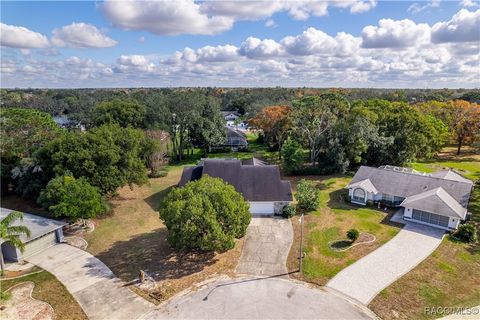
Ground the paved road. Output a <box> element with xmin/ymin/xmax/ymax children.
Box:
<box><xmin>236</xmin><ymin>217</ymin><xmax>293</xmax><ymax>277</ymax></box>
<box><xmin>27</xmin><ymin>244</ymin><xmax>154</xmax><ymax>320</ymax></box>
<box><xmin>151</xmin><ymin>276</ymin><xmax>376</xmax><ymax>319</ymax></box>
<box><xmin>327</xmin><ymin>222</ymin><xmax>444</xmax><ymax>305</ymax></box>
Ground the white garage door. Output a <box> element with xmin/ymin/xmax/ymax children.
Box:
<box><xmin>23</xmin><ymin>232</ymin><xmax>57</xmax><ymax>258</ymax></box>
<box><xmin>249</xmin><ymin>202</ymin><xmax>275</xmax><ymax>215</ymax></box>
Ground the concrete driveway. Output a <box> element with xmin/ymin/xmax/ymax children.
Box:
<box><xmin>26</xmin><ymin>244</ymin><xmax>154</xmax><ymax>320</ymax></box>
<box><xmin>236</xmin><ymin>217</ymin><xmax>293</xmax><ymax>276</ymax></box>
<box><xmin>151</xmin><ymin>276</ymin><xmax>376</xmax><ymax>319</ymax></box>
<box><xmin>327</xmin><ymin>221</ymin><xmax>444</xmax><ymax>305</ymax></box>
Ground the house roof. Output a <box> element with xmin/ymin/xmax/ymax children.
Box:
<box><xmin>401</xmin><ymin>187</ymin><xmax>468</xmax><ymax>219</ymax></box>
<box><xmin>348</xmin><ymin>179</ymin><xmax>378</xmax><ymax>194</ymax></box>
<box><xmin>226</xmin><ymin>127</ymin><xmax>248</xmax><ymax>146</ymax></box>
<box><xmin>178</xmin><ymin>158</ymin><xmax>292</xmax><ymax>202</ymax></box>
<box><xmin>0</xmin><ymin>208</ymin><xmax>66</xmax><ymax>243</ymax></box>
<box><xmin>430</xmin><ymin>170</ymin><xmax>473</xmax><ymax>185</ymax></box>
<box><xmin>347</xmin><ymin>166</ymin><xmax>473</xmax><ymax>207</ymax></box>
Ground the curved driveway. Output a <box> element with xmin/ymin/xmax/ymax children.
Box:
<box><xmin>327</xmin><ymin>222</ymin><xmax>444</xmax><ymax>305</ymax></box>
<box><xmin>27</xmin><ymin>244</ymin><xmax>154</xmax><ymax>320</ymax></box>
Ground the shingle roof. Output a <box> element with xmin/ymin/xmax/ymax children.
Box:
<box><xmin>0</xmin><ymin>208</ymin><xmax>66</xmax><ymax>243</ymax></box>
<box><xmin>430</xmin><ymin>170</ymin><xmax>473</xmax><ymax>185</ymax></box>
<box><xmin>178</xmin><ymin>158</ymin><xmax>292</xmax><ymax>201</ymax></box>
<box><xmin>401</xmin><ymin>187</ymin><xmax>467</xmax><ymax>219</ymax></box>
<box><xmin>348</xmin><ymin>179</ymin><xmax>378</xmax><ymax>194</ymax></box>
<box><xmin>347</xmin><ymin>166</ymin><xmax>473</xmax><ymax>207</ymax></box>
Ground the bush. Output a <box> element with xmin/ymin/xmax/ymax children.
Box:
<box><xmin>148</xmin><ymin>170</ymin><xmax>168</xmax><ymax>178</ymax></box>
<box><xmin>296</xmin><ymin>179</ymin><xmax>320</xmax><ymax>212</ymax></box>
<box><xmin>281</xmin><ymin>137</ymin><xmax>304</xmax><ymax>174</ymax></box>
<box><xmin>347</xmin><ymin>229</ymin><xmax>360</xmax><ymax>242</ymax></box>
<box><xmin>160</xmin><ymin>175</ymin><xmax>251</xmax><ymax>252</ymax></box>
<box><xmin>38</xmin><ymin>174</ymin><xmax>109</xmax><ymax>222</ymax></box>
<box><xmin>282</xmin><ymin>204</ymin><xmax>296</xmax><ymax>218</ymax></box>
<box><xmin>453</xmin><ymin>224</ymin><xmax>477</xmax><ymax>243</ymax></box>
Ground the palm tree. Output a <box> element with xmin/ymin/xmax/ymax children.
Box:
<box><xmin>0</xmin><ymin>211</ymin><xmax>31</xmax><ymax>272</ymax></box>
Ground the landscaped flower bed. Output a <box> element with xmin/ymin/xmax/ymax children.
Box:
<box><xmin>328</xmin><ymin>233</ymin><xmax>376</xmax><ymax>252</ymax></box>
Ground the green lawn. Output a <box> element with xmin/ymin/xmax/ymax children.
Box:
<box><xmin>0</xmin><ymin>270</ymin><xmax>87</xmax><ymax>319</ymax></box>
<box><xmin>409</xmin><ymin>160</ymin><xmax>480</xmax><ymax>181</ymax></box>
<box><xmin>287</xmin><ymin>176</ymin><xmax>401</xmax><ymax>285</ymax></box>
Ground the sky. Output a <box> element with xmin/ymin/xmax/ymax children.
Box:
<box><xmin>1</xmin><ymin>0</ymin><xmax>479</xmax><ymax>88</ymax></box>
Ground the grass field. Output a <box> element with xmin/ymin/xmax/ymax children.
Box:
<box><xmin>0</xmin><ymin>270</ymin><xmax>87</xmax><ymax>319</ymax></box>
<box><xmin>286</xmin><ymin>176</ymin><xmax>401</xmax><ymax>285</ymax></box>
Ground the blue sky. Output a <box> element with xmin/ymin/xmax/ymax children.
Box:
<box><xmin>1</xmin><ymin>1</ymin><xmax>479</xmax><ymax>88</ymax></box>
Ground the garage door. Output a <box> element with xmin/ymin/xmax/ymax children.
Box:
<box><xmin>412</xmin><ymin>209</ymin><xmax>449</xmax><ymax>228</ymax></box>
<box><xmin>22</xmin><ymin>232</ymin><xmax>57</xmax><ymax>258</ymax></box>
<box><xmin>249</xmin><ymin>202</ymin><xmax>275</xmax><ymax>215</ymax></box>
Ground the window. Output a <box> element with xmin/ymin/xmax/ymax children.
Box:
<box><xmin>352</xmin><ymin>188</ymin><xmax>366</xmax><ymax>202</ymax></box>
<box><xmin>382</xmin><ymin>193</ymin><xmax>404</xmax><ymax>206</ymax></box>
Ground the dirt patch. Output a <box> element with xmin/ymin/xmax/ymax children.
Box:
<box><xmin>1</xmin><ymin>282</ymin><xmax>54</xmax><ymax>320</ymax></box>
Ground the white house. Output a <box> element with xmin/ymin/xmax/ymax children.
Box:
<box><xmin>178</xmin><ymin>158</ymin><xmax>292</xmax><ymax>215</ymax></box>
<box><xmin>346</xmin><ymin>165</ymin><xmax>473</xmax><ymax>230</ymax></box>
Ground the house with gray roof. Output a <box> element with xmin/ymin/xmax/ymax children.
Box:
<box><xmin>179</xmin><ymin>158</ymin><xmax>292</xmax><ymax>215</ymax></box>
<box><xmin>346</xmin><ymin>165</ymin><xmax>474</xmax><ymax>230</ymax></box>
<box><xmin>1</xmin><ymin>208</ymin><xmax>66</xmax><ymax>262</ymax></box>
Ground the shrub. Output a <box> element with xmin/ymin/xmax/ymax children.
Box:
<box><xmin>347</xmin><ymin>229</ymin><xmax>360</xmax><ymax>242</ymax></box>
<box><xmin>38</xmin><ymin>174</ymin><xmax>108</xmax><ymax>222</ymax></box>
<box><xmin>296</xmin><ymin>179</ymin><xmax>320</xmax><ymax>212</ymax></box>
<box><xmin>453</xmin><ymin>224</ymin><xmax>477</xmax><ymax>243</ymax></box>
<box><xmin>148</xmin><ymin>170</ymin><xmax>168</xmax><ymax>178</ymax></box>
<box><xmin>281</xmin><ymin>137</ymin><xmax>304</xmax><ymax>174</ymax></box>
<box><xmin>159</xmin><ymin>175</ymin><xmax>251</xmax><ymax>252</ymax></box>
<box><xmin>282</xmin><ymin>204</ymin><xmax>297</xmax><ymax>218</ymax></box>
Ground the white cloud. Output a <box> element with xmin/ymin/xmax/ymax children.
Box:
<box><xmin>116</xmin><ymin>55</ymin><xmax>156</xmax><ymax>72</ymax></box>
<box><xmin>431</xmin><ymin>9</ymin><xmax>480</xmax><ymax>43</ymax></box>
<box><xmin>361</xmin><ymin>18</ymin><xmax>431</xmax><ymax>48</ymax></box>
<box><xmin>102</xmin><ymin>0</ymin><xmax>234</xmax><ymax>35</ymax></box>
<box><xmin>265</xmin><ymin>19</ymin><xmax>277</xmax><ymax>28</ymax></box>
<box><xmin>0</xmin><ymin>23</ymin><xmax>49</xmax><ymax>49</ymax></box>
<box><xmin>51</xmin><ymin>22</ymin><xmax>117</xmax><ymax>48</ymax></box>
<box><xmin>239</xmin><ymin>37</ymin><xmax>283</xmax><ymax>59</ymax></box>
<box><xmin>281</xmin><ymin>28</ymin><xmax>360</xmax><ymax>56</ymax></box>
<box><xmin>101</xmin><ymin>0</ymin><xmax>376</xmax><ymax>35</ymax></box>
<box><xmin>408</xmin><ymin>0</ymin><xmax>440</xmax><ymax>14</ymax></box>
<box><xmin>461</xmin><ymin>0</ymin><xmax>479</xmax><ymax>8</ymax></box>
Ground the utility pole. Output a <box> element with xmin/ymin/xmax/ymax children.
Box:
<box><xmin>299</xmin><ymin>212</ymin><xmax>304</xmax><ymax>273</ymax></box>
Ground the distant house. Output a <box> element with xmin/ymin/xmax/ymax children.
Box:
<box><xmin>225</xmin><ymin>127</ymin><xmax>248</xmax><ymax>150</ymax></box>
<box><xmin>179</xmin><ymin>158</ymin><xmax>293</xmax><ymax>215</ymax></box>
<box><xmin>0</xmin><ymin>208</ymin><xmax>66</xmax><ymax>262</ymax></box>
<box><xmin>221</xmin><ymin>111</ymin><xmax>247</xmax><ymax>129</ymax></box>
<box><xmin>346</xmin><ymin>165</ymin><xmax>474</xmax><ymax>230</ymax></box>
<box><xmin>53</xmin><ymin>115</ymin><xmax>85</xmax><ymax>132</ymax></box>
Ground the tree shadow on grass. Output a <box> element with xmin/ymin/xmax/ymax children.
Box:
<box><xmin>94</xmin><ymin>227</ymin><xmax>217</xmax><ymax>283</ymax></box>
<box><xmin>144</xmin><ymin>186</ymin><xmax>174</xmax><ymax>212</ymax></box>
